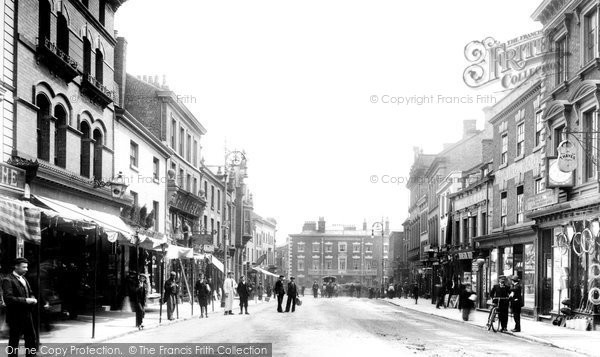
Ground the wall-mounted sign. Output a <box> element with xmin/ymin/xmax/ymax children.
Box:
<box><xmin>547</xmin><ymin>158</ymin><xmax>574</xmax><ymax>188</ymax></box>
<box><xmin>525</xmin><ymin>189</ymin><xmax>559</xmax><ymax>211</ymax></box>
<box><xmin>203</xmin><ymin>244</ymin><xmax>215</xmax><ymax>253</ymax></box>
<box><xmin>0</xmin><ymin>163</ymin><xmax>25</xmax><ymax>192</ymax></box>
<box><xmin>557</xmin><ymin>140</ymin><xmax>577</xmax><ymax>172</ymax></box>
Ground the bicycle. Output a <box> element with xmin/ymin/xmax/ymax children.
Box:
<box><xmin>486</xmin><ymin>297</ymin><xmax>509</xmax><ymax>332</ymax></box>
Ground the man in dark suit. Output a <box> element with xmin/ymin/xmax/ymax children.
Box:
<box><xmin>2</xmin><ymin>258</ymin><xmax>38</xmax><ymax>357</ymax></box>
<box><xmin>274</xmin><ymin>275</ymin><xmax>285</xmax><ymax>312</ymax></box>
<box><xmin>510</xmin><ymin>275</ymin><xmax>524</xmax><ymax>332</ymax></box>
<box><xmin>491</xmin><ymin>275</ymin><xmax>511</xmax><ymax>332</ymax></box>
<box><xmin>285</xmin><ymin>276</ymin><xmax>299</xmax><ymax>313</ymax></box>
<box><xmin>163</xmin><ymin>272</ymin><xmax>179</xmax><ymax>320</ymax></box>
<box><xmin>237</xmin><ymin>276</ymin><xmax>250</xmax><ymax>315</ymax></box>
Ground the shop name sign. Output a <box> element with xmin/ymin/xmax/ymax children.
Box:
<box><xmin>525</xmin><ymin>189</ymin><xmax>558</xmax><ymax>211</ymax></box>
<box><xmin>457</xmin><ymin>251</ymin><xmax>473</xmax><ymax>260</ymax></box>
<box><xmin>172</xmin><ymin>192</ymin><xmax>203</xmax><ymax>216</ymax></box>
<box><xmin>0</xmin><ymin>163</ymin><xmax>25</xmax><ymax>192</ymax></box>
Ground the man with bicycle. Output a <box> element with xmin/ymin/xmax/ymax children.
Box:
<box><xmin>490</xmin><ymin>275</ymin><xmax>511</xmax><ymax>332</ymax></box>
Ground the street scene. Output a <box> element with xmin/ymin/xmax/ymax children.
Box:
<box><xmin>1</xmin><ymin>0</ymin><xmax>600</xmax><ymax>356</ymax></box>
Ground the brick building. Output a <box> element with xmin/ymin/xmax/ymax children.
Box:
<box><xmin>288</xmin><ymin>217</ymin><xmax>389</xmax><ymax>290</ymax></box>
<box><xmin>473</xmin><ymin>80</ymin><xmax>542</xmax><ymax>316</ymax></box>
<box><xmin>526</xmin><ymin>0</ymin><xmax>600</xmax><ymax>326</ymax></box>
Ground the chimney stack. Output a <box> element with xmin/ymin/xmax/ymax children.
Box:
<box><xmin>362</xmin><ymin>219</ymin><xmax>367</xmax><ymax>231</ymax></box>
<box><xmin>317</xmin><ymin>217</ymin><xmax>326</xmax><ymax>233</ymax></box>
<box><xmin>463</xmin><ymin>119</ymin><xmax>478</xmax><ymax>138</ymax></box>
<box><xmin>114</xmin><ymin>36</ymin><xmax>128</xmax><ymax>108</ymax></box>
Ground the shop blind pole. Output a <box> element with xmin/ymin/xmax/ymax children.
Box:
<box><xmin>36</xmin><ymin>242</ymin><xmax>41</xmax><ymax>347</ymax></box>
<box><xmin>159</xmin><ymin>244</ymin><xmax>165</xmax><ymax>324</ymax></box>
<box><xmin>92</xmin><ymin>225</ymin><xmax>98</xmax><ymax>339</ymax></box>
<box><xmin>191</xmin><ymin>258</ymin><xmax>195</xmax><ymax>316</ymax></box>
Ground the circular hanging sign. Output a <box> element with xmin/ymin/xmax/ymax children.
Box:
<box><xmin>557</xmin><ymin>140</ymin><xmax>577</xmax><ymax>173</ymax></box>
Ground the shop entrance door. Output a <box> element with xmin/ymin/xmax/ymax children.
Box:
<box><xmin>541</xmin><ymin>229</ymin><xmax>553</xmax><ymax>315</ymax></box>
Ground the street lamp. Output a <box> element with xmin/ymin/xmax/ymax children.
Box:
<box><xmin>371</xmin><ymin>221</ymin><xmax>385</xmax><ymax>296</ymax></box>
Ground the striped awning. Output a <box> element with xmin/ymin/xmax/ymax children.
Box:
<box><xmin>0</xmin><ymin>196</ymin><xmax>41</xmax><ymax>243</ymax></box>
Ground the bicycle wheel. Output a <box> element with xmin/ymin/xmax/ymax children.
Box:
<box><xmin>582</xmin><ymin>229</ymin><xmax>594</xmax><ymax>254</ymax></box>
<box><xmin>487</xmin><ymin>309</ymin><xmax>497</xmax><ymax>332</ymax></box>
<box><xmin>572</xmin><ymin>232</ymin><xmax>583</xmax><ymax>257</ymax></box>
<box><xmin>556</xmin><ymin>233</ymin><xmax>569</xmax><ymax>255</ymax></box>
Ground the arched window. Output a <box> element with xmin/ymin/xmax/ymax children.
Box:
<box><xmin>36</xmin><ymin>94</ymin><xmax>51</xmax><ymax>161</ymax></box>
<box><xmin>80</xmin><ymin>121</ymin><xmax>91</xmax><ymax>177</ymax></box>
<box><xmin>83</xmin><ymin>37</ymin><xmax>92</xmax><ymax>75</ymax></box>
<box><xmin>57</xmin><ymin>13</ymin><xmax>69</xmax><ymax>55</ymax></box>
<box><xmin>93</xmin><ymin>128</ymin><xmax>103</xmax><ymax>180</ymax></box>
<box><xmin>95</xmin><ymin>50</ymin><xmax>104</xmax><ymax>84</ymax></box>
<box><xmin>38</xmin><ymin>0</ymin><xmax>51</xmax><ymax>44</ymax></box>
<box><xmin>54</xmin><ymin>105</ymin><xmax>67</xmax><ymax>168</ymax></box>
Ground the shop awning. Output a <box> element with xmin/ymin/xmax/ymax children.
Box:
<box><xmin>166</xmin><ymin>245</ymin><xmax>194</xmax><ymax>259</ymax></box>
<box><xmin>210</xmin><ymin>255</ymin><xmax>225</xmax><ymax>273</ymax></box>
<box><xmin>252</xmin><ymin>266</ymin><xmax>279</xmax><ymax>277</ymax></box>
<box><xmin>32</xmin><ymin>195</ymin><xmax>133</xmax><ymax>239</ymax></box>
<box><xmin>0</xmin><ymin>196</ymin><xmax>42</xmax><ymax>243</ymax></box>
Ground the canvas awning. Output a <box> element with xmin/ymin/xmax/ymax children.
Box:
<box><xmin>0</xmin><ymin>195</ymin><xmax>42</xmax><ymax>243</ymax></box>
<box><xmin>210</xmin><ymin>255</ymin><xmax>225</xmax><ymax>273</ymax></box>
<box><xmin>166</xmin><ymin>245</ymin><xmax>193</xmax><ymax>259</ymax></box>
<box><xmin>32</xmin><ymin>195</ymin><xmax>133</xmax><ymax>239</ymax></box>
<box><xmin>252</xmin><ymin>266</ymin><xmax>278</xmax><ymax>277</ymax></box>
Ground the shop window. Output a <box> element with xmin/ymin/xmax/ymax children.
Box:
<box><xmin>502</xmin><ymin>246</ymin><xmax>513</xmax><ymax>277</ymax></box>
<box><xmin>80</xmin><ymin>121</ymin><xmax>91</xmax><ymax>177</ymax></box>
<box><xmin>36</xmin><ymin>94</ymin><xmax>51</xmax><ymax>161</ymax></box>
<box><xmin>517</xmin><ymin>186</ymin><xmax>524</xmax><ymax>223</ymax></box>
<box><xmin>523</xmin><ymin>244</ymin><xmax>535</xmax><ymax>308</ymax></box>
<box><xmin>54</xmin><ymin>105</ymin><xmax>68</xmax><ymax>168</ymax></box>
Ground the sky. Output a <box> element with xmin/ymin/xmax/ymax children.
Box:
<box><xmin>114</xmin><ymin>0</ymin><xmax>542</xmax><ymax>245</ymax></box>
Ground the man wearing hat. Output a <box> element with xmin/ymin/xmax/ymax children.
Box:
<box><xmin>274</xmin><ymin>275</ymin><xmax>285</xmax><ymax>312</ymax></box>
<box><xmin>2</xmin><ymin>258</ymin><xmax>38</xmax><ymax>357</ymax></box>
<box><xmin>222</xmin><ymin>272</ymin><xmax>236</xmax><ymax>315</ymax></box>
<box><xmin>285</xmin><ymin>276</ymin><xmax>299</xmax><ymax>313</ymax></box>
<box><xmin>509</xmin><ymin>275</ymin><xmax>523</xmax><ymax>332</ymax></box>
<box><xmin>490</xmin><ymin>275</ymin><xmax>511</xmax><ymax>332</ymax></box>
<box><xmin>163</xmin><ymin>272</ymin><xmax>179</xmax><ymax>320</ymax></box>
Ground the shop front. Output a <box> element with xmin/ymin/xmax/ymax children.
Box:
<box><xmin>529</xmin><ymin>202</ymin><xmax>600</xmax><ymax>329</ymax></box>
<box><xmin>474</xmin><ymin>226</ymin><xmax>537</xmax><ymax>314</ymax></box>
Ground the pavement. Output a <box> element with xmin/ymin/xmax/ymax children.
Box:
<box><xmin>109</xmin><ymin>296</ymin><xmax>585</xmax><ymax>357</ymax></box>
<box><xmin>385</xmin><ymin>296</ymin><xmax>600</xmax><ymax>357</ymax></box>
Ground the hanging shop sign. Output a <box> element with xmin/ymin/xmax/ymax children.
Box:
<box><xmin>547</xmin><ymin>158</ymin><xmax>574</xmax><ymax>188</ymax></box>
<box><xmin>0</xmin><ymin>163</ymin><xmax>25</xmax><ymax>193</ymax></box>
<box><xmin>457</xmin><ymin>251</ymin><xmax>473</xmax><ymax>260</ymax></box>
<box><xmin>203</xmin><ymin>244</ymin><xmax>215</xmax><ymax>253</ymax></box>
<box><xmin>557</xmin><ymin>140</ymin><xmax>577</xmax><ymax>172</ymax></box>
<box><xmin>525</xmin><ymin>189</ymin><xmax>558</xmax><ymax>211</ymax></box>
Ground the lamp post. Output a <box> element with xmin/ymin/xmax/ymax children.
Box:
<box><xmin>371</xmin><ymin>221</ymin><xmax>386</xmax><ymax>296</ymax></box>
